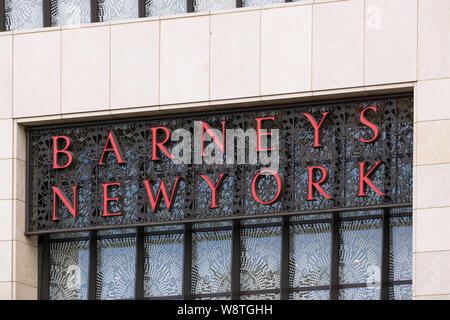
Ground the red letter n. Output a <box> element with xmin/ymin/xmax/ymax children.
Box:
<box><xmin>51</xmin><ymin>186</ymin><xmax>78</xmax><ymax>221</ymax></box>
<box><xmin>201</xmin><ymin>122</ymin><xmax>226</xmax><ymax>156</ymax></box>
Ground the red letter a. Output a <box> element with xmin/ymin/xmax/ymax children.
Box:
<box><xmin>98</xmin><ymin>131</ymin><xmax>125</xmax><ymax>165</ymax></box>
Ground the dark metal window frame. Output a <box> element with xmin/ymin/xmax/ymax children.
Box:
<box><xmin>39</xmin><ymin>205</ymin><xmax>412</xmax><ymax>300</ymax></box>
<box><xmin>0</xmin><ymin>0</ymin><xmax>5</xmax><ymax>32</ymax></box>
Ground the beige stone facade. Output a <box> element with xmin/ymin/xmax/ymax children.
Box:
<box><xmin>0</xmin><ymin>0</ymin><xmax>449</xmax><ymax>299</ymax></box>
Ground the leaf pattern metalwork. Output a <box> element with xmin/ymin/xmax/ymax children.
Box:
<box><xmin>28</xmin><ymin>96</ymin><xmax>413</xmax><ymax>233</ymax></box>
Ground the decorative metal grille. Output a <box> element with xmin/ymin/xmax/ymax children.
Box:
<box><xmin>27</xmin><ymin>96</ymin><xmax>413</xmax><ymax>234</ymax></box>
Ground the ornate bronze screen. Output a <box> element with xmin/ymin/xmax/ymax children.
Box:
<box><xmin>26</xmin><ymin>95</ymin><xmax>413</xmax><ymax>234</ymax></box>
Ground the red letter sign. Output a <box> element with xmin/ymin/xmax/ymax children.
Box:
<box><xmin>251</xmin><ymin>169</ymin><xmax>282</xmax><ymax>205</ymax></box>
<box><xmin>360</xmin><ymin>106</ymin><xmax>379</xmax><ymax>143</ymax></box>
<box><xmin>52</xmin><ymin>136</ymin><xmax>73</xmax><ymax>169</ymax></box>
<box><xmin>151</xmin><ymin>127</ymin><xmax>172</xmax><ymax>160</ymax></box>
<box><xmin>200</xmin><ymin>174</ymin><xmax>225</xmax><ymax>208</ymax></box>
<box><xmin>143</xmin><ymin>178</ymin><xmax>180</xmax><ymax>212</ymax></box>
<box><xmin>255</xmin><ymin>117</ymin><xmax>275</xmax><ymax>152</ymax></box>
<box><xmin>51</xmin><ymin>186</ymin><xmax>78</xmax><ymax>221</ymax></box>
<box><xmin>307</xmin><ymin>166</ymin><xmax>332</xmax><ymax>200</ymax></box>
<box><xmin>201</xmin><ymin>121</ymin><xmax>226</xmax><ymax>156</ymax></box>
<box><xmin>358</xmin><ymin>161</ymin><xmax>386</xmax><ymax>196</ymax></box>
<box><xmin>98</xmin><ymin>131</ymin><xmax>125</xmax><ymax>165</ymax></box>
<box><xmin>102</xmin><ymin>183</ymin><xmax>122</xmax><ymax>216</ymax></box>
<box><xmin>303</xmin><ymin>112</ymin><xmax>329</xmax><ymax>147</ymax></box>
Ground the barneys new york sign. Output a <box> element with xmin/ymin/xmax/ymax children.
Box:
<box><xmin>26</xmin><ymin>96</ymin><xmax>413</xmax><ymax>234</ymax></box>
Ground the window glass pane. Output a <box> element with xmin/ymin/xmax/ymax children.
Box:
<box><xmin>241</xmin><ymin>224</ymin><xmax>281</xmax><ymax>291</ymax></box>
<box><xmin>194</xmin><ymin>0</ymin><xmax>235</xmax><ymax>12</ymax></box>
<box><xmin>339</xmin><ymin>287</ymin><xmax>380</xmax><ymax>300</ymax></box>
<box><xmin>50</xmin><ymin>232</ymin><xmax>89</xmax><ymax>240</ymax></box>
<box><xmin>144</xmin><ymin>233</ymin><xmax>183</xmax><ymax>297</ymax></box>
<box><xmin>51</xmin><ymin>0</ymin><xmax>91</xmax><ymax>26</ymax></box>
<box><xmin>290</xmin><ymin>222</ymin><xmax>331</xmax><ymax>287</ymax></box>
<box><xmin>243</xmin><ymin>0</ymin><xmax>284</xmax><ymax>7</ymax></box>
<box><xmin>339</xmin><ymin>219</ymin><xmax>382</xmax><ymax>284</ymax></box>
<box><xmin>290</xmin><ymin>290</ymin><xmax>329</xmax><ymax>300</ymax></box>
<box><xmin>389</xmin><ymin>284</ymin><xmax>412</xmax><ymax>300</ymax></box>
<box><xmin>390</xmin><ymin>216</ymin><xmax>412</xmax><ymax>281</ymax></box>
<box><xmin>192</xmin><ymin>230</ymin><xmax>232</xmax><ymax>295</ymax></box>
<box><xmin>241</xmin><ymin>293</ymin><xmax>280</xmax><ymax>300</ymax></box>
<box><xmin>146</xmin><ymin>0</ymin><xmax>186</xmax><ymax>17</ymax></box>
<box><xmin>49</xmin><ymin>240</ymin><xmax>89</xmax><ymax>300</ymax></box>
<box><xmin>195</xmin><ymin>296</ymin><xmax>231</xmax><ymax>300</ymax></box>
<box><xmin>98</xmin><ymin>0</ymin><xmax>139</xmax><ymax>22</ymax></box>
<box><xmin>96</xmin><ymin>236</ymin><xmax>136</xmax><ymax>300</ymax></box>
<box><xmin>5</xmin><ymin>0</ymin><xmax>43</xmax><ymax>31</ymax></box>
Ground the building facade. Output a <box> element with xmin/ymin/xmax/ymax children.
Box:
<box><xmin>0</xmin><ymin>0</ymin><xmax>449</xmax><ymax>300</ymax></box>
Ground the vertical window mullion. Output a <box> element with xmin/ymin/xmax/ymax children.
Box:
<box><xmin>231</xmin><ymin>219</ymin><xmax>240</xmax><ymax>300</ymax></box>
<box><xmin>138</xmin><ymin>0</ymin><xmax>146</xmax><ymax>18</ymax></box>
<box><xmin>40</xmin><ymin>235</ymin><xmax>50</xmax><ymax>300</ymax></box>
<box><xmin>182</xmin><ymin>223</ymin><xmax>192</xmax><ymax>300</ymax></box>
<box><xmin>187</xmin><ymin>0</ymin><xmax>194</xmax><ymax>13</ymax></box>
<box><xmin>280</xmin><ymin>216</ymin><xmax>289</xmax><ymax>300</ymax></box>
<box><xmin>43</xmin><ymin>0</ymin><xmax>51</xmax><ymax>27</ymax></box>
<box><xmin>329</xmin><ymin>213</ymin><xmax>340</xmax><ymax>300</ymax></box>
<box><xmin>88</xmin><ymin>230</ymin><xmax>98</xmax><ymax>300</ymax></box>
<box><xmin>381</xmin><ymin>208</ymin><xmax>390</xmax><ymax>300</ymax></box>
<box><xmin>90</xmin><ymin>0</ymin><xmax>99</xmax><ymax>23</ymax></box>
<box><xmin>135</xmin><ymin>227</ymin><xmax>145</xmax><ymax>300</ymax></box>
<box><xmin>0</xmin><ymin>0</ymin><xmax>5</xmax><ymax>32</ymax></box>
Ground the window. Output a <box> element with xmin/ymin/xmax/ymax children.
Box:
<box><xmin>41</xmin><ymin>209</ymin><xmax>412</xmax><ymax>300</ymax></box>
<box><xmin>0</xmin><ymin>0</ymin><xmax>308</xmax><ymax>32</ymax></box>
